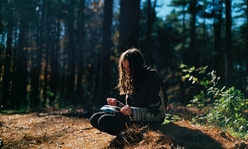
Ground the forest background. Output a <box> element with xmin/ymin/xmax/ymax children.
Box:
<box><xmin>0</xmin><ymin>0</ymin><xmax>247</xmax><ymax>112</ymax></box>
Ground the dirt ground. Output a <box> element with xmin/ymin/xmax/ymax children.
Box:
<box><xmin>0</xmin><ymin>108</ymin><xmax>248</xmax><ymax>149</ymax></box>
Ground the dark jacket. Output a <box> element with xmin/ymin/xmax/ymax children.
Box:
<box><xmin>118</xmin><ymin>67</ymin><xmax>167</xmax><ymax>122</ymax></box>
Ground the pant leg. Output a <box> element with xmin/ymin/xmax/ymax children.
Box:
<box><xmin>90</xmin><ymin>111</ymin><xmax>131</xmax><ymax>135</ymax></box>
<box><xmin>97</xmin><ymin>114</ymin><xmax>120</xmax><ymax>135</ymax></box>
<box><xmin>114</xmin><ymin>112</ymin><xmax>132</xmax><ymax>130</ymax></box>
<box><xmin>98</xmin><ymin>112</ymin><xmax>132</xmax><ymax>135</ymax></box>
<box><xmin>89</xmin><ymin>112</ymin><xmax>105</xmax><ymax>132</ymax></box>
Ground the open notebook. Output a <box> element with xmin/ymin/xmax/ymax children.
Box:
<box><xmin>100</xmin><ymin>105</ymin><xmax>121</xmax><ymax>114</ymax></box>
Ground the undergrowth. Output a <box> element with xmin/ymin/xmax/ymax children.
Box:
<box><xmin>180</xmin><ymin>64</ymin><xmax>248</xmax><ymax>140</ymax></box>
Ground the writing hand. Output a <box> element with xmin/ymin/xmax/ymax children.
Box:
<box><xmin>120</xmin><ymin>105</ymin><xmax>132</xmax><ymax>115</ymax></box>
<box><xmin>106</xmin><ymin>98</ymin><xmax>117</xmax><ymax>106</ymax></box>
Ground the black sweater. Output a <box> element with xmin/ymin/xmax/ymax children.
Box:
<box><xmin>118</xmin><ymin>67</ymin><xmax>167</xmax><ymax>122</ymax></box>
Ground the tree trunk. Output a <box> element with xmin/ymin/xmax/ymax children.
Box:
<box><xmin>2</xmin><ymin>11</ymin><xmax>13</xmax><ymax>108</ymax></box>
<box><xmin>0</xmin><ymin>0</ymin><xmax>3</xmax><ymax>33</ymax></box>
<box><xmin>43</xmin><ymin>14</ymin><xmax>50</xmax><ymax>106</ymax></box>
<box><xmin>31</xmin><ymin>0</ymin><xmax>45</xmax><ymax>107</ymax></box>
<box><xmin>184</xmin><ymin>0</ymin><xmax>197</xmax><ymax>66</ymax></box>
<box><xmin>246</xmin><ymin>0</ymin><xmax>248</xmax><ymax>83</ymax></box>
<box><xmin>67</xmin><ymin>0</ymin><xmax>76</xmax><ymax>102</ymax></box>
<box><xmin>144</xmin><ymin>0</ymin><xmax>152</xmax><ymax>64</ymax></box>
<box><xmin>180</xmin><ymin>0</ymin><xmax>186</xmax><ymax>105</ymax></box>
<box><xmin>119</xmin><ymin>0</ymin><xmax>140</xmax><ymax>52</ymax></box>
<box><xmin>76</xmin><ymin>0</ymin><xmax>85</xmax><ymax>101</ymax></box>
<box><xmin>182</xmin><ymin>0</ymin><xmax>186</xmax><ymax>55</ymax></box>
<box><xmin>213</xmin><ymin>0</ymin><xmax>224</xmax><ymax>84</ymax></box>
<box><xmin>99</xmin><ymin>0</ymin><xmax>113</xmax><ymax>104</ymax></box>
<box><xmin>11</xmin><ymin>1</ymin><xmax>28</xmax><ymax>108</ymax></box>
<box><xmin>225</xmin><ymin>0</ymin><xmax>232</xmax><ymax>87</ymax></box>
<box><xmin>50</xmin><ymin>1</ymin><xmax>62</xmax><ymax>104</ymax></box>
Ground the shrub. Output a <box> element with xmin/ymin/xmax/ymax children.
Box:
<box><xmin>180</xmin><ymin>64</ymin><xmax>248</xmax><ymax>139</ymax></box>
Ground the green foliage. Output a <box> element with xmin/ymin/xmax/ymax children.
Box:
<box><xmin>180</xmin><ymin>64</ymin><xmax>248</xmax><ymax>139</ymax></box>
<box><xmin>163</xmin><ymin>114</ymin><xmax>180</xmax><ymax>125</ymax></box>
<box><xmin>206</xmin><ymin>87</ymin><xmax>248</xmax><ymax>139</ymax></box>
<box><xmin>180</xmin><ymin>64</ymin><xmax>219</xmax><ymax>109</ymax></box>
<box><xmin>0</xmin><ymin>104</ymin><xmax>30</xmax><ymax>114</ymax></box>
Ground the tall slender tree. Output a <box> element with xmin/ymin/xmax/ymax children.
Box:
<box><xmin>2</xmin><ymin>9</ymin><xmax>13</xmax><ymax>108</ymax></box>
<box><xmin>119</xmin><ymin>0</ymin><xmax>140</xmax><ymax>52</ymax></box>
<box><xmin>144</xmin><ymin>0</ymin><xmax>156</xmax><ymax>65</ymax></box>
<box><xmin>183</xmin><ymin>0</ymin><xmax>197</xmax><ymax>66</ymax></box>
<box><xmin>30</xmin><ymin>0</ymin><xmax>45</xmax><ymax>107</ymax></box>
<box><xmin>99</xmin><ymin>0</ymin><xmax>113</xmax><ymax>104</ymax></box>
<box><xmin>0</xmin><ymin>0</ymin><xmax>3</xmax><ymax>34</ymax></box>
<box><xmin>246</xmin><ymin>0</ymin><xmax>248</xmax><ymax>80</ymax></box>
<box><xmin>50</xmin><ymin>0</ymin><xmax>62</xmax><ymax>104</ymax></box>
<box><xmin>43</xmin><ymin>0</ymin><xmax>54</xmax><ymax>105</ymax></box>
<box><xmin>182</xmin><ymin>0</ymin><xmax>186</xmax><ymax>61</ymax></box>
<box><xmin>213</xmin><ymin>0</ymin><xmax>224</xmax><ymax>84</ymax></box>
<box><xmin>11</xmin><ymin>1</ymin><xmax>28</xmax><ymax>108</ymax></box>
<box><xmin>76</xmin><ymin>0</ymin><xmax>85</xmax><ymax>101</ymax></box>
<box><xmin>67</xmin><ymin>0</ymin><xmax>76</xmax><ymax>101</ymax></box>
<box><xmin>225</xmin><ymin>0</ymin><xmax>232</xmax><ymax>87</ymax></box>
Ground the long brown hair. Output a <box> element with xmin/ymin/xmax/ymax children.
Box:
<box><xmin>116</xmin><ymin>48</ymin><xmax>145</xmax><ymax>95</ymax></box>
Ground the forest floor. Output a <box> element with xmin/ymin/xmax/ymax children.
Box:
<box><xmin>0</xmin><ymin>107</ymin><xmax>248</xmax><ymax>149</ymax></box>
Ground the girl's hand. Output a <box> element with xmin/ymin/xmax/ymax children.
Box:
<box><xmin>106</xmin><ymin>98</ymin><xmax>117</xmax><ymax>106</ymax></box>
<box><xmin>120</xmin><ymin>105</ymin><xmax>132</xmax><ymax>115</ymax></box>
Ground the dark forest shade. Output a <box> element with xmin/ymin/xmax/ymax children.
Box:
<box><xmin>0</xmin><ymin>0</ymin><xmax>247</xmax><ymax>109</ymax></box>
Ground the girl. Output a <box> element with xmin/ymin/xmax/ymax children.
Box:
<box><xmin>90</xmin><ymin>48</ymin><xmax>167</xmax><ymax>135</ymax></box>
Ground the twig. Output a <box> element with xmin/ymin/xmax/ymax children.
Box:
<box><xmin>75</xmin><ymin>127</ymin><xmax>94</xmax><ymax>133</ymax></box>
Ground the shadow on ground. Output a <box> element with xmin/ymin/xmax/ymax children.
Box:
<box><xmin>105</xmin><ymin>122</ymin><xmax>224</xmax><ymax>149</ymax></box>
<box><xmin>149</xmin><ymin>122</ymin><xmax>223</xmax><ymax>149</ymax></box>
